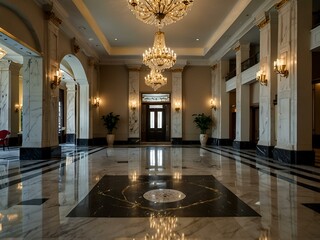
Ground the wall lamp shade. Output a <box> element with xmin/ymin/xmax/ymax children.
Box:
<box><xmin>256</xmin><ymin>70</ymin><xmax>267</xmax><ymax>86</ymax></box>
<box><xmin>274</xmin><ymin>58</ymin><xmax>289</xmax><ymax>78</ymax></box>
<box><xmin>210</xmin><ymin>99</ymin><xmax>217</xmax><ymax>111</ymax></box>
<box><xmin>130</xmin><ymin>100</ymin><xmax>137</xmax><ymax>110</ymax></box>
<box><xmin>0</xmin><ymin>48</ymin><xmax>7</xmax><ymax>59</ymax></box>
<box><xmin>93</xmin><ymin>97</ymin><xmax>100</xmax><ymax>107</ymax></box>
<box><xmin>174</xmin><ymin>101</ymin><xmax>181</xmax><ymax>112</ymax></box>
<box><xmin>15</xmin><ymin>104</ymin><xmax>22</xmax><ymax>112</ymax></box>
<box><xmin>51</xmin><ymin>70</ymin><xmax>62</xmax><ymax>89</ymax></box>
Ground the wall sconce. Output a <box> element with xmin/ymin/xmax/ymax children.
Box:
<box><xmin>256</xmin><ymin>70</ymin><xmax>267</xmax><ymax>86</ymax></box>
<box><xmin>274</xmin><ymin>58</ymin><xmax>289</xmax><ymax>78</ymax></box>
<box><xmin>130</xmin><ymin>100</ymin><xmax>137</xmax><ymax>111</ymax></box>
<box><xmin>51</xmin><ymin>69</ymin><xmax>62</xmax><ymax>89</ymax></box>
<box><xmin>0</xmin><ymin>48</ymin><xmax>7</xmax><ymax>59</ymax></box>
<box><xmin>93</xmin><ymin>97</ymin><xmax>100</xmax><ymax>107</ymax></box>
<box><xmin>14</xmin><ymin>104</ymin><xmax>22</xmax><ymax>112</ymax></box>
<box><xmin>210</xmin><ymin>98</ymin><xmax>217</xmax><ymax>111</ymax></box>
<box><xmin>174</xmin><ymin>101</ymin><xmax>181</xmax><ymax>112</ymax></box>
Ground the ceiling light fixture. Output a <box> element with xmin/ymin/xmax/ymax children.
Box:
<box><xmin>143</xmin><ymin>30</ymin><xmax>176</xmax><ymax>71</ymax></box>
<box><xmin>145</xmin><ymin>68</ymin><xmax>167</xmax><ymax>91</ymax></box>
<box><xmin>127</xmin><ymin>0</ymin><xmax>194</xmax><ymax>29</ymax></box>
<box><xmin>0</xmin><ymin>48</ymin><xmax>7</xmax><ymax>59</ymax></box>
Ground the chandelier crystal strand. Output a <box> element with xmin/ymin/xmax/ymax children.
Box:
<box><xmin>143</xmin><ymin>31</ymin><xmax>176</xmax><ymax>71</ymax></box>
<box><xmin>145</xmin><ymin>68</ymin><xmax>168</xmax><ymax>91</ymax></box>
<box><xmin>128</xmin><ymin>0</ymin><xmax>194</xmax><ymax>29</ymax></box>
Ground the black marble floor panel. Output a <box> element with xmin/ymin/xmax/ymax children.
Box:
<box><xmin>67</xmin><ymin>175</ymin><xmax>260</xmax><ymax>218</ymax></box>
<box><xmin>18</xmin><ymin>198</ymin><xmax>49</xmax><ymax>205</ymax></box>
<box><xmin>302</xmin><ymin>203</ymin><xmax>320</xmax><ymax>214</ymax></box>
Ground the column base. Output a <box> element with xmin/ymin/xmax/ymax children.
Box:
<box><xmin>66</xmin><ymin>134</ymin><xmax>76</xmax><ymax>144</ymax></box>
<box><xmin>273</xmin><ymin>147</ymin><xmax>315</xmax><ymax>165</ymax></box>
<box><xmin>20</xmin><ymin>146</ymin><xmax>61</xmax><ymax>160</ymax></box>
<box><xmin>256</xmin><ymin>145</ymin><xmax>274</xmax><ymax>158</ymax></box>
<box><xmin>233</xmin><ymin>141</ymin><xmax>254</xmax><ymax>149</ymax></box>
<box><xmin>211</xmin><ymin>138</ymin><xmax>233</xmax><ymax>146</ymax></box>
<box><xmin>128</xmin><ymin>138</ymin><xmax>140</xmax><ymax>144</ymax></box>
<box><xmin>77</xmin><ymin>139</ymin><xmax>89</xmax><ymax>146</ymax></box>
<box><xmin>171</xmin><ymin>138</ymin><xmax>182</xmax><ymax>145</ymax></box>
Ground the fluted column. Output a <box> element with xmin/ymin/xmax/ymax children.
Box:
<box><xmin>233</xmin><ymin>42</ymin><xmax>251</xmax><ymax>149</ymax></box>
<box><xmin>211</xmin><ymin>61</ymin><xmax>230</xmax><ymax>145</ymax></box>
<box><xmin>256</xmin><ymin>11</ymin><xmax>278</xmax><ymax>157</ymax></box>
<box><xmin>171</xmin><ymin>67</ymin><xmax>183</xmax><ymax>144</ymax></box>
<box><xmin>128</xmin><ymin>66</ymin><xmax>140</xmax><ymax>143</ymax></box>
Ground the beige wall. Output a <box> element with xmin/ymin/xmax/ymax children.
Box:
<box><xmin>99</xmin><ymin>65</ymin><xmax>128</xmax><ymax>140</ymax></box>
<box><xmin>250</xmin><ymin>81</ymin><xmax>260</xmax><ymax>105</ymax></box>
<box><xmin>183</xmin><ymin>66</ymin><xmax>212</xmax><ymax>140</ymax></box>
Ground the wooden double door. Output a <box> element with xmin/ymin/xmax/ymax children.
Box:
<box><xmin>141</xmin><ymin>103</ymin><xmax>170</xmax><ymax>142</ymax></box>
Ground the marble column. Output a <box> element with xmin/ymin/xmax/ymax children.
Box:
<box><xmin>256</xmin><ymin>11</ymin><xmax>278</xmax><ymax>157</ymax></box>
<box><xmin>171</xmin><ymin>67</ymin><xmax>183</xmax><ymax>144</ymax></box>
<box><xmin>273</xmin><ymin>0</ymin><xmax>314</xmax><ymax>165</ymax></box>
<box><xmin>211</xmin><ymin>61</ymin><xmax>231</xmax><ymax>146</ymax></box>
<box><xmin>233</xmin><ymin>42</ymin><xmax>251</xmax><ymax>149</ymax></box>
<box><xmin>66</xmin><ymin>83</ymin><xmax>76</xmax><ymax>144</ymax></box>
<box><xmin>128</xmin><ymin>66</ymin><xmax>140</xmax><ymax>144</ymax></box>
<box><xmin>77</xmin><ymin>84</ymin><xmax>90</xmax><ymax>145</ymax></box>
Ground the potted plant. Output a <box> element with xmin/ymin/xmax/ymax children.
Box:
<box><xmin>192</xmin><ymin>113</ymin><xmax>213</xmax><ymax>146</ymax></box>
<box><xmin>101</xmin><ymin>112</ymin><xmax>120</xmax><ymax>146</ymax></box>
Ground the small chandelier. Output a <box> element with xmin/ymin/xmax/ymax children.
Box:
<box><xmin>145</xmin><ymin>68</ymin><xmax>167</xmax><ymax>91</ymax></box>
<box><xmin>143</xmin><ymin>30</ymin><xmax>176</xmax><ymax>71</ymax></box>
<box><xmin>128</xmin><ymin>0</ymin><xmax>194</xmax><ymax>29</ymax></box>
<box><xmin>0</xmin><ymin>48</ymin><xmax>7</xmax><ymax>59</ymax></box>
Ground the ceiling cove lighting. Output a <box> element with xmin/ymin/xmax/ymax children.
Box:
<box><xmin>127</xmin><ymin>0</ymin><xmax>194</xmax><ymax>29</ymax></box>
<box><xmin>145</xmin><ymin>68</ymin><xmax>168</xmax><ymax>91</ymax></box>
<box><xmin>143</xmin><ymin>30</ymin><xmax>176</xmax><ymax>71</ymax></box>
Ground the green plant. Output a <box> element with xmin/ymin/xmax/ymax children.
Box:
<box><xmin>101</xmin><ymin>112</ymin><xmax>120</xmax><ymax>134</ymax></box>
<box><xmin>192</xmin><ymin>113</ymin><xmax>213</xmax><ymax>134</ymax></box>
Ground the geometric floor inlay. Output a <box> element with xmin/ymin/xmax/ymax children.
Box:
<box><xmin>67</xmin><ymin>175</ymin><xmax>260</xmax><ymax>218</ymax></box>
<box><xmin>18</xmin><ymin>198</ymin><xmax>49</xmax><ymax>205</ymax></box>
<box><xmin>302</xmin><ymin>203</ymin><xmax>320</xmax><ymax>214</ymax></box>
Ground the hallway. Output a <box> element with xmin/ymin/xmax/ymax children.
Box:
<box><xmin>0</xmin><ymin>145</ymin><xmax>320</xmax><ymax>239</ymax></box>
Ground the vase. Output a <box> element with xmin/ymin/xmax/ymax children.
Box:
<box><xmin>106</xmin><ymin>134</ymin><xmax>115</xmax><ymax>147</ymax></box>
<box><xmin>199</xmin><ymin>134</ymin><xmax>208</xmax><ymax>147</ymax></box>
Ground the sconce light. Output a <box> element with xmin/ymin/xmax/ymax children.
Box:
<box><xmin>15</xmin><ymin>104</ymin><xmax>22</xmax><ymax>112</ymax></box>
<box><xmin>210</xmin><ymin>98</ymin><xmax>217</xmax><ymax>111</ymax></box>
<box><xmin>0</xmin><ymin>48</ymin><xmax>7</xmax><ymax>59</ymax></box>
<box><xmin>93</xmin><ymin>97</ymin><xmax>100</xmax><ymax>107</ymax></box>
<box><xmin>174</xmin><ymin>101</ymin><xmax>181</xmax><ymax>112</ymax></box>
<box><xmin>130</xmin><ymin>100</ymin><xmax>137</xmax><ymax>111</ymax></box>
<box><xmin>274</xmin><ymin>58</ymin><xmax>289</xmax><ymax>78</ymax></box>
<box><xmin>256</xmin><ymin>70</ymin><xmax>267</xmax><ymax>86</ymax></box>
<box><xmin>51</xmin><ymin>69</ymin><xmax>62</xmax><ymax>89</ymax></box>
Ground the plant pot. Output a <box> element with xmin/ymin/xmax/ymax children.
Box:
<box><xmin>199</xmin><ymin>134</ymin><xmax>208</xmax><ymax>147</ymax></box>
<box><xmin>106</xmin><ymin>134</ymin><xmax>115</xmax><ymax>147</ymax></box>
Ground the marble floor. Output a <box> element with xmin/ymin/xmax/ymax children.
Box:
<box><xmin>0</xmin><ymin>145</ymin><xmax>320</xmax><ymax>239</ymax></box>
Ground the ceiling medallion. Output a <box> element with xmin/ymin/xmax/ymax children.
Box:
<box><xmin>145</xmin><ymin>68</ymin><xmax>168</xmax><ymax>91</ymax></box>
<box><xmin>143</xmin><ymin>30</ymin><xmax>176</xmax><ymax>71</ymax></box>
<box><xmin>128</xmin><ymin>0</ymin><xmax>194</xmax><ymax>29</ymax></box>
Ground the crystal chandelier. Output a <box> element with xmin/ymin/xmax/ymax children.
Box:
<box><xmin>128</xmin><ymin>0</ymin><xmax>194</xmax><ymax>29</ymax></box>
<box><xmin>145</xmin><ymin>68</ymin><xmax>167</xmax><ymax>91</ymax></box>
<box><xmin>143</xmin><ymin>30</ymin><xmax>176</xmax><ymax>71</ymax></box>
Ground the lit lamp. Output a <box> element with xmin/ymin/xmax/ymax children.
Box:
<box><xmin>274</xmin><ymin>58</ymin><xmax>289</xmax><ymax>78</ymax></box>
<box><xmin>0</xmin><ymin>48</ymin><xmax>7</xmax><ymax>59</ymax></box>
<box><xmin>14</xmin><ymin>104</ymin><xmax>22</xmax><ymax>112</ymax></box>
<box><xmin>130</xmin><ymin>100</ymin><xmax>137</xmax><ymax>111</ymax></box>
<box><xmin>51</xmin><ymin>69</ymin><xmax>62</xmax><ymax>89</ymax></box>
<box><xmin>93</xmin><ymin>97</ymin><xmax>100</xmax><ymax>107</ymax></box>
<box><xmin>210</xmin><ymin>98</ymin><xmax>217</xmax><ymax>111</ymax></box>
<box><xmin>174</xmin><ymin>101</ymin><xmax>181</xmax><ymax>112</ymax></box>
<box><xmin>256</xmin><ymin>70</ymin><xmax>267</xmax><ymax>86</ymax></box>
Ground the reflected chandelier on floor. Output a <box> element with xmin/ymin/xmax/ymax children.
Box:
<box><xmin>127</xmin><ymin>0</ymin><xmax>194</xmax><ymax>29</ymax></box>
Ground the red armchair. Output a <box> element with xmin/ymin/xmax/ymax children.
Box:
<box><xmin>0</xmin><ymin>130</ymin><xmax>10</xmax><ymax>150</ymax></box>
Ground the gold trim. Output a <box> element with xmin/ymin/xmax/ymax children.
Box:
<box><xmin>171</xmin><ymin>68</ymin><xmax>183</xmax><ymax>72</ymax></box>
<box><xmin>212</xmin><ymin>64</ymin><xmax>217</xmax><ymax>70</ymax></box>
<box><xmin>44</xmin><ymin>11</ymin><xmax>62</xmax><ymax>26</ymax></box>
<box><xmin>0</xmin><ymin>28</ymin><xmax>42</xmax><ymax>56</ymax></box>
<box><xmin>257</xmin><ymin>17</ymin><xmax>270</xmax><ymax>29</ymax></box>
<box><xmin>234</xmin><ymin>45</ymin><xmax>240</xmax><ymax>52</ymax></box>
<box><xmin>275</xmin><ymin>0</ymin><xmax>290</xmax><ymax>10</ymax></box>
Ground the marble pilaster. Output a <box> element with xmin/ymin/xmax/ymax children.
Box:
<box><xmin>128</xmin><ymin>67</ymin><xmax>140</xmax><ymax>142</ymax></box>
<box><xmin>256</xmin><ymin>11</ymin><xmax>278</xmax><ymax>157</ymax></box>
<box><xmin>66</xmin><ymin>83</ymin><xmax>76</xmax><ymax>144</ymax></box>
<box><xmin>233</xmin><ymin>43</ymin><xmax>251</xmax><ymax>149</ymax></box>
<box><xmin>0</xmin><ymin>60</ymin><xmax>11</xmax><ymax>131</ymax></box>
<box><xmin>171</xmin><ymin>68</ymin><xmax>183</xmax><ymax>143</ymax></box>
<box><xmin>78</xmin><ymin>84</ymin><xmax>90</xmax><ymax>145</ymax></box>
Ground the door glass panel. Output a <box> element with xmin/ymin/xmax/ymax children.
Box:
<box><xmin>150</xmin><ymin>112</ymin><xmax>155</xmax><ymax>128</ymax></box>
<box><xmin>157</xmin><ymin>112</ymin><xmax>162</xmax><ymax>128</ymax></box>
<box><xmin>149</xmin><ymin>105</ymin><xmax>163</xmax><ymax>109</ymax></box>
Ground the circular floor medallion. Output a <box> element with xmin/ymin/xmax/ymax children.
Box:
<box><xmin>143</xmin><ymin>189</ymin><xmax>186</xmax><ymax>203</ymax></box>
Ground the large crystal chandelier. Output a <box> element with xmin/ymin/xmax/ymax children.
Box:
<box><xmin>145</xmin><ymin>68</ymin><xmax>168</xmax><ymax>91</ymax></box>
<box><xmin>143</xmin><ymin>30</ymin><xmax>176</xmax><ymax>71</ymax></box>
<box><xmin>128</xmin><ymin>0</ymin><xmax>194</xmax><ymax>29</ymax></box>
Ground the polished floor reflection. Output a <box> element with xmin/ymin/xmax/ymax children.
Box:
<box><xmin>0</xmin><ymin>145</ymin><xmax>319</xmax><ymax>239</ymax></box>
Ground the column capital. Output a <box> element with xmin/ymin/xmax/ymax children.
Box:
<box><xmin>275</xmin><ymin>0</ymin><xmax>290</xmax><ymax>10</ymax></box>
<box><xmin>43</xmin><ymin>4</ymin><xmax>62</xmax><ymax>27</ymax></box>
<box><xmin>127</xmin><ymin>65</ymin><xmax>142</xmax><ymax>71</ymax></box>
<box><xmin>255</xmin><ymin>12</ymin><xmax>270</xmax><ymax>29</ymax></box>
